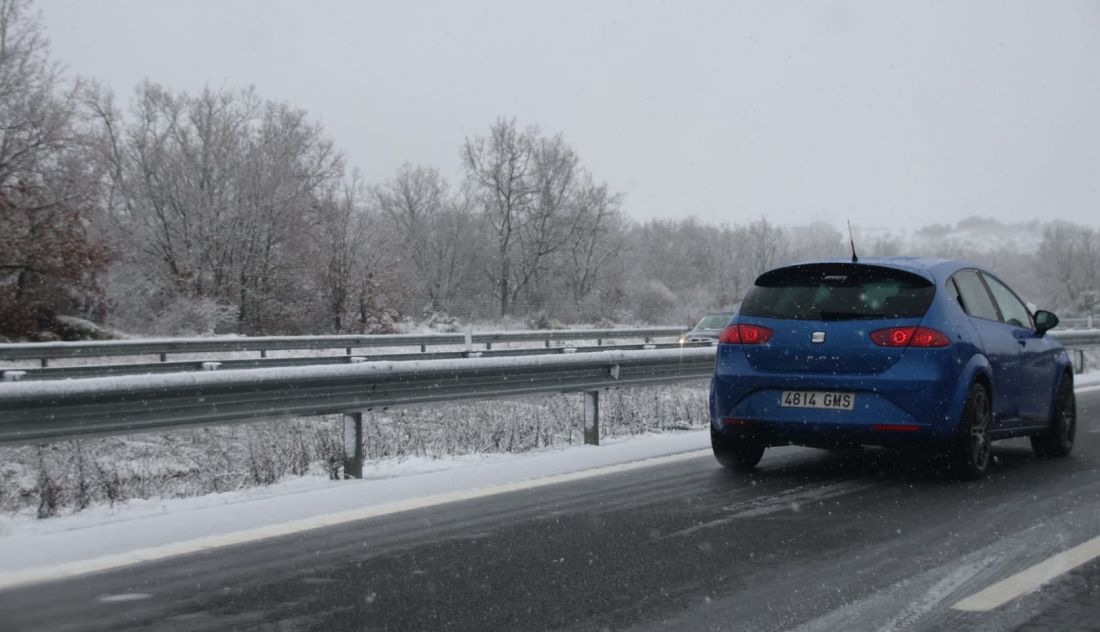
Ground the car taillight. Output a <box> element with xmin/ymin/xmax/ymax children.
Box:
<box><xmin>719</xmin><ymin>324</ymin><xmax>773</xmax><ymax>344</ymax></box>
<box><xmin>869</xmin><ymin>326</ymin><xmax>950</xmax><ymax>348</ymax></box>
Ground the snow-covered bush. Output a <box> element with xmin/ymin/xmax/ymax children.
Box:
<box><xmin>420</xmin><ymin>308</ymin><xmax>461</xmax><ymax>332</ymax></box>
<box><xmin>529</xmin><ymin>312</ymin><xmax>567</xmax><ymax>330</ymax></box>
<box><xmin>151</xmin><ymin>296</ymin><xmax>240</xmax><ymax>336</ymax></box>
<box><xmin>630</xmin><ymin>280</ymin><xmax>679</xmax><ymax>324</ymax></box>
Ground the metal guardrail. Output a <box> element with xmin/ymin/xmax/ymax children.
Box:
<box><xmin>1057</xmin><ymin>316</ymin><xmax>1097</xmax><ymax>330</ymax></box>
<box><xmin>0</xmin><ymin>342</ymin><xmax>713</xmax><ymax>382</ymax></box>
<box><xmin>1050</xmin><ymin>330</ymin><xmax>1100</xmax><ymax>347</ymax></box>
<box><xmin>0</xmin><ymin>327</ymin><xmax>686</xmax><ymax>366</ymax></box>
<box><xmin>0</xmin><ymin>327</ymin><xmax>694</xmax><ymax>478</ymax></box>
<box><xmin>0</xmin><ymin>348</ymin><xmax>716</xmax><ymax>457</ymax></box>
<box><xmin>1053</xmin><ymin>330</ymin><xmax>1100</xmax><ymax>375</ymax></box>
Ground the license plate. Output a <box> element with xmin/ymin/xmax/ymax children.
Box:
<box><xmin>780</xmin><ymin>390</ymin><xmax>855</xmax><ymax>411</ymax></box>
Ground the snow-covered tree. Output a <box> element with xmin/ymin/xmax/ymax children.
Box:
<box><xmin>0</xmin><ymin>0</ymin><xmax>108</xmax><ymax>339</ymax></box>
<box><xmin>92</xmin><ymin>83</ymin><xmax>344</xmax><ymax>334</ymax></box>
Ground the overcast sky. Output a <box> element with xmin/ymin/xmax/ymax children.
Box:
<box><xmin>37</xmin><ymin>0</ymin><xmax>1100</xmax><ymax>230</ymax></box>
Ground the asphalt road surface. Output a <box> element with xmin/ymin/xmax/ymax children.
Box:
<box><xmin>2</xmin><ymin>390</ymin><xmax>1099</xmax><ymax>632</ymax></box>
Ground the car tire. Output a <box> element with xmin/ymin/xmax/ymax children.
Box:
<box><xmin>1031</xmin><ymin>375</ymin><xmax>1075</xmax><ymax>458</ymax></box>
<box><xmin>711</xmin><ymin>428</ymin><xmax>765</xmax><ymax>472</ymax></box>
<box><xmin>948</xmin><ymin>383</ymin><xmax>993</xmax><ymax>480</ymax></box>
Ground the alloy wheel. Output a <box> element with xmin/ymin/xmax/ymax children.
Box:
<box><xmin>969</xmin><ymin>388</ymin><xmax>992</xmax><ymax>471</ymax></box>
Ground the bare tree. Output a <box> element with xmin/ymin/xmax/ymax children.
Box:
<box><xmin>373</xmin><ymin>164</ymin><xmax>481</xmax><ymax>314</ymax></box>
<box><xmin>746</xmin><ymin>217</ymin><xmax>787</xmax><ymax>278</ymax></box>
<box><xmin>93</xmin><ymin>83</ymin><xmax>344</xmax><ymax>334</ymax></box>
<box><xmin>709</xmin><ymin>223</ymin><xmax>752</xmax><ymax>308</ymax></box>
<box><xmin>786</xmin><ymin>222</ymin><xmax>843</xmax><ymax>261</ymax></box>
<box><xmin>462</xmin><ymin>118</ymin><xmax>536</xmax><ymax>316</ymax></box>
<box><xmin>0</xmin><ymin>0</ymin><xmax>108</xmax><ymax>338</ymax></box>
<box><xmin>463</xmin><ymin>118</ymin><xmax>590</xmax><ymax>317</ymax></box>
<box><xmin>511</xmin><ymin>133</ymin><xmax>581</xmax><ymax>309</ymax></box>
<box><xmin>426</xmin><ymin>185</ymin><xmax>486</xmax><ymax>315</ymax></box>
<box><xmin>310</xmin><ymin>175</ymin><xmax>373</xmax><ymax>332</ymax></box>
<box><xmin>562</xmin><ymin>177</ymin><xmax>626</xmax><ymax>307</ymax></box>
<box><xmin>235</xmin><ymin>98</ymin><xmax>343</xmax><ymax>331</ymax></box>
<box><xmin>1038</xmin><ymin>222</ymin><xmax>1100</xmax><ymax>314</ymax></box>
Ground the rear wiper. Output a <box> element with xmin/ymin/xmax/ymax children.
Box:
<box><xmin>818</xmin><ymin>311</ymin><xmax>886</xmax><ymax>321</ymax></box>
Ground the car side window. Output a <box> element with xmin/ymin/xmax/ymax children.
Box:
<box><xmin>981</xmin><ymin>273</ymin><xmax>1033</xmax><ymax>329</ymax></box>
<box><xmin>951</xmin><ymin>269</ymin><xmax>1000</xmax><ymax>321</ymax></box>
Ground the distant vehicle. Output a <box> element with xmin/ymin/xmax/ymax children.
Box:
<box><xmin>680</xmin><ymin>312</ymin><xmax>736</xmax><ymax>344</ymax></box>
<box><xmin>709</xmin><ymin>258</ymin><xmax>1075</xmax><ymax>478</ymax></box>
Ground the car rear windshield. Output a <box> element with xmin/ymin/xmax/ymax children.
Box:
<box><xmin>740</xmin><ymin>263</ymin><xmax>935</xmax><ymax>321</ymax></box>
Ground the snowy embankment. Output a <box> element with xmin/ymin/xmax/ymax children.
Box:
<box><xmin>0</xmin><ymin>430</ymin><xmax>710</xmax><ymax>585</ymax></box>
<box><xmin>1</xmin><ymin>385</ymin><xmax>708</xmax><ymax>518</ymax></box>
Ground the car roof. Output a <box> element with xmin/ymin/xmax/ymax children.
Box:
<box><xmin>770</xmin><ymin>256</ymin><xmax>978</xmax><ymax>284</ymax></box>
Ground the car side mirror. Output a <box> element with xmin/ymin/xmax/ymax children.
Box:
<box><xmin>1034</xmin><ymin>310</ymin><xmax>1059</xmax><ymax>336</ymax></box>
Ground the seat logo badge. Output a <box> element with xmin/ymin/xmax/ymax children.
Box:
<box><xmin>811</xmin><ymin>331</ymin><xmax>826</xmax><ymax>343</ymax></box>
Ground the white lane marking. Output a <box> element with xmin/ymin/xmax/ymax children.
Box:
<box><xmin>952</xmin><ymin>534</ymin><xmax>1100</xmax><ymax>612</ymax></box>
<box><xmin>97</xmin><ymin>593</ymin><xmax>152</xmax><ymax>603</ymax></box>
<box><xmin>0</xmin><ymin>449</ymin><xmax>711</xmax><ymax>592</ymax></box>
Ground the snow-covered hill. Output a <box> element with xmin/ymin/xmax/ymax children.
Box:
<box><xmin>851</xmin><ymin>217</ymin><xmax>1045</xmax><ymax>256</ymax></box>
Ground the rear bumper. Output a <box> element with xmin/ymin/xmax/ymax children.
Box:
<box><xmin>713</xmin><ymin>418</ymin><xmax>940</xmax><ymax>450</ymax></box>
<box><xmin>710</xmin><ymin>343</ymin><xmax>969</xmax><ymax>448</ymax></box>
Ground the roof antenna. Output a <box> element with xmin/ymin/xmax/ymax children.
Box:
<box><xmin>847</xmin><ymin>220</ymin><xmax>859</xmax><ymax>263</ymax></box>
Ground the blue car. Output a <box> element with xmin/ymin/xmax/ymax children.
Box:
<box><xmin>709</xmin><ymin>257</ymin><xmax>1076</xmax><ymax>478</ymax></box>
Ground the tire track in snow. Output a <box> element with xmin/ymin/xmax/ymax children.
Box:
<box><xmin>661</xmin><ymin>480</ymin><xmax>878</xmax><ymax>540</ymax></box>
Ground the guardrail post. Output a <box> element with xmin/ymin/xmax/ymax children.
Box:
<box><xmin>343</xmin><ymin>412</ymin><xmax>364</xmax><ymax>479</ymax></box>
<box><xmin>40</xmin><ymin>358</ymin><xmax>48</xmax><ymax>368</ymax></box>
<box><xmin>1074</xmin><ymin>349</ymin><xmax>1086</xmax><ymax>374</ymax></box>
<box><xmin>583</xmin><ymin>391</ymin><xmax>600</xmax><ymax>446</ymax></box>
